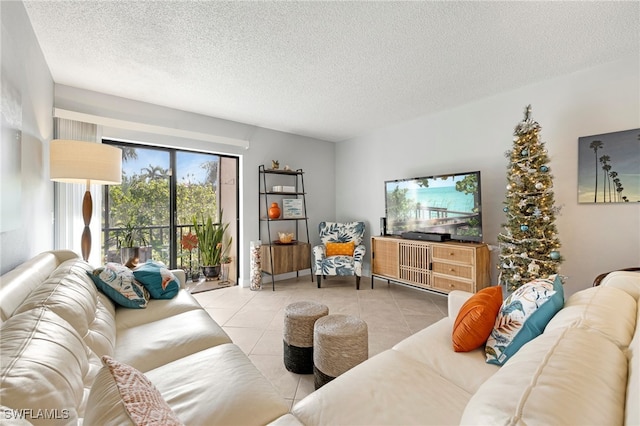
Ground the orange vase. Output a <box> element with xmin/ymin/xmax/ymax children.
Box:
<box><xmin>268</xmin><ymin>202</ymin><xmax>281</xmax><ymax>219</ymax></box>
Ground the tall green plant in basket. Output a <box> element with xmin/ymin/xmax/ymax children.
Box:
<box><xmin>192</xmin><ymin>213</ymin><xmax>231</xmax><ymax>267</ymax></box>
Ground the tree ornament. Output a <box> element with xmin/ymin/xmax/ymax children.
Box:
<box><xmin>506</xmin><ymin>184</ymin><xmax>512</xmax><ymax>190</ymax></box>
<box><xmin>535</xmin><ymin>182</ymin><xmax>543</xmax><ymax>190</ymax></box>
<box><xmin>520</xmin><ymin>252</ymin><xmax>528</xmax><ymax>258</ymax></box>
<box><xmin>521</xmin><ymin>149</ymin><xmax>529</xmax><ymax>156</ymax></box>
<box><xmin>503</xmin><ymin>207</ymin><xmax>508</xmax><ymax>212</ymax></box>
<box><xmin>540</xmin><ymin>165</ymin><xmax>549</xmax><ymax>172</ymax></box>
<box><xmin>550</xmin><ymin>251</ymin><xmax>561</xmax><ymax>260</ymax></box>
<box><xmin>520</xmin><ymin>224</ymin><xmax>529</xmax><ymax>231</ymax></box>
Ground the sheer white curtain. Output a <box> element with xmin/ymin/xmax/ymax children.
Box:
<box><xmin>53</xmin><ymin>118</ymin><xmax>104</xmax><ymax>265</ymax></box>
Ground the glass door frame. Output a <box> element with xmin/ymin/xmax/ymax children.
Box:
<box><xmin>101</xmin><ymin>139</ymin><xmax>239</xmax><ymax>277</ymax></box>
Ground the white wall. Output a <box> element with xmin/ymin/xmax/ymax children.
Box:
<box><xmin>0</xmin><ymin>2</ymin><xmax>54</xmax><ymax>274</ymax></box>
<box><xmin>337</xmin><ymin>56</ymin><xmax>640</xmax><ymax>296</ymax></box>
<box><xmin>53</xmin><ymin>86</ymin><xmax>335</xmax><ymax>285</ymax></box>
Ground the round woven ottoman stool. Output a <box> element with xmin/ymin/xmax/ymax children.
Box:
<box><xmin>313</xmin><ymin>314</ymin><xmax>368</xmax><ymax>389</ymax></box>
<box><xmin>283</xmin><ymin>301</ymin><xmax>329</xmax><ymax>374</ymax></box>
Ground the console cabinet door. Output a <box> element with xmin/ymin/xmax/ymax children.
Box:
<box><xmin>371</xmin><ymin>237</ymin><xmax>399</xmax><ymax>279</ymax></box>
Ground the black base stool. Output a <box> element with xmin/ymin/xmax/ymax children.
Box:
<box><xmin>313</xmin><ymin>314</ymin><xmax>368</xmax><ymax>389</ymax></box>
<box><xmin>283</xmin><ymin>301</ymin><xmax>329</xmax><ymax>374</ymax></box>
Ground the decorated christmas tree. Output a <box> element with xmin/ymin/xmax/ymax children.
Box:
<box><xmin>497</xmin><ymin>105</ymin><xmax>563</xmax><ymax>291</ymax></box>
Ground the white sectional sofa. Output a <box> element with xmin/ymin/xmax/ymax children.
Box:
<box><xmin>1</xmin><ymin>250</ymin><xmax>638</xmax><ymax>425</ymax></box>
<box><xmin>274</xmin><ymin>270</ymin><xmax>639</xmax><ymax>425</ymax></box>
<box><xmin>0</xmin><ymin>251</ymin><xmax>289</xmax><ymax>425</ymax></box>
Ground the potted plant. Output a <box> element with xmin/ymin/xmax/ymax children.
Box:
<box><xmin>192</xmin><ymin>212</ymin><xmax>232</xmax><ymax>280</ymax></box>
<box><xmin>119</xmin><ymin>220</ymin><xmax>151</xmax><ymax>268</ymax></box>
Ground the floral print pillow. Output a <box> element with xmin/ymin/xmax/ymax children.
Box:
<box><xmin>485</xmin><ymin>275</ymin><xmax>564</xmax><ymax>365</ymax></box>
<box><xmin>88</xmin><ymin>263</ymin><xmax>149</xmax><ymax>309</ymax></box>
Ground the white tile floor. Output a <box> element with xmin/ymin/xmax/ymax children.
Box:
<box><xmin>192</xmin><ymin>275</ymin><xmax>448</xmax><ymax>408</ymax></box>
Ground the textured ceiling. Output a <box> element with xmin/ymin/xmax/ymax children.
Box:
<box><xmin>23</xmin><ymin>1</ymin><xmax>639</xmax><ymax>142</ymax></box>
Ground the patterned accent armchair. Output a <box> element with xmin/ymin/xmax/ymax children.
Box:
<box><xmin>312</xmin><ymin>221</ymin><xmax>366</xmax><ymax>290</ymax></box>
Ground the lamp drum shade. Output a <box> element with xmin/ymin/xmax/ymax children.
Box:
<box><xmin>50</xmin><ymin>140</ymin><xmax>122</xmax><ymax>185</ymax></box>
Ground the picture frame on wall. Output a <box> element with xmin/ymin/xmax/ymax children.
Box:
<box><xmin>282</xmin><ymin>199</ymin><xmax>304</xmax><ymax>218</ymax></box>
<box><xmin>577</xmin><ymin>128</ymin><xmax>640</xmax><ymax>204</ymax></box>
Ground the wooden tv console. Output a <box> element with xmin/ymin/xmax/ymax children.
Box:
<box><xmin>370</xmin><ymin>236</ymin><xmax>491</xmax><ymax>295</ymax></box>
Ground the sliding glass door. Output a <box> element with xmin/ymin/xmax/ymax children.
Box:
<box><xmin>102</xmin><ymin>140</ymin><xmax>238</xmax><ymax>279</ymax></box>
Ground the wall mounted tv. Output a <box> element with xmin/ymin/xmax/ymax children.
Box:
<box><xmin>384</xmin><ymin>171</ymin><xmax>483</xmax><ymax>242</ymax></box>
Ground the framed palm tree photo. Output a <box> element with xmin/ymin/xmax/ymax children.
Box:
<box><xmin>578</xmin><ymin>128</ymin><xmax>640</xmax><ymax>203</ymax></box>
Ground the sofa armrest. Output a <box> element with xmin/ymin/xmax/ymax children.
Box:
<box><xmin>447</xmin><ymin>290</ymin><xmax>474</xmax><ymax>319</ymax></box>
<box><xmin>171</xmin><ymin>269</ymin><xmax>186</xmax><ymax>288</ymax></box>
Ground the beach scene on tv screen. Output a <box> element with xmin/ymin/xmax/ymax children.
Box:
<box><xmin>385</xmin><ymin>173</ymin><xmax>482</xmax><ymax>239</ymax></box>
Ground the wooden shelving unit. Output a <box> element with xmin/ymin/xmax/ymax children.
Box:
<box><xmin>258</xmin><ymin>165</ymin><xmax>311</xmax><ymax>290</ymax></box>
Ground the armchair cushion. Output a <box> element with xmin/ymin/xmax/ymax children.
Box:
<box><xmin>326</xmin><ymin>242</ymin><xmax>355</xmax><ymax>257</ymax></box>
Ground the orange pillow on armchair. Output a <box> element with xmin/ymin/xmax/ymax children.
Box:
<box><xmin>325</xmin><ymin>242</ymin><xmax>356</xmax><ymax>257</ymax></box>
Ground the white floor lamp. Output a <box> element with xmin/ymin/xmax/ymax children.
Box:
<box><xmin>50</xmin><ymin>140</ymin><xmax>122</xmax><ymax>261</ymax></box>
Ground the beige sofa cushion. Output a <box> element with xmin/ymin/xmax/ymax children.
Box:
<box><xmin>460</xmin><ymin>327</ymin><xmax>627</xmax><ymax>425</ymax></box>
<box><xmin>392</xmin><ymin>318</ymin><xmax>499</xmax><ymax>394</ymax></box>
<box><xmin>12</xmin><ymin>259</ymin><xmax>117</xmax><ymax>359</ymax></box>
<box><xmin>600</xmin><ymin>270</ymin><xmax>640</xmax><ymax>300</ymax></box>
<box><xmin>545</xmin><ymin>285</ymin><xmax>636</xmax><ymax>348</ymax></box>
<box><xmin>115</xmin><ymin>308</ymin><xmax>232</xmax><ymax>372</ymax></box>
<box><xmin>13</xmin><ymin>259</ymin><xmax>97</xmax><ymax>336</ymax></box>
<box><xmin>145</xmin><ymin>344</ymin><xmax>290</xmax><ymax>426</ymax></box>
<box><xmin>115</xmin><ymin>289</ymin><xmax>203</xmax><ymax>330</ymax></box>
<box><xmin>0</xmin><ymin>250</ymin><xmax>76</xmax><ymax>323</ymax></box>
<box><xmin>0</xmin><ymin>307</ymin><xmax>89</xmax><ymax>425</ymax></box>
<box><xmin>626</xmin><ymin>304</ymin><xmax>639</xmax><ymax>426</ymax></box>
<box><xmin>291</xmin><ymin>349</ymin><xmax>472</xmax><ymax>425</ymax></box>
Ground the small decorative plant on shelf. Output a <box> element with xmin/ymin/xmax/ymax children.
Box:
<box><xmin>192</xmin><ymin>212</ymin><xmax>232</xmax><ymax>280</ymax></box>
<box><xmin>119</xmin><ymin>220</ymin><xmax>151</xmax><ymax>268</ymax></box>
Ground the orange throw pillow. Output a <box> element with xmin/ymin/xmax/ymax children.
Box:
<box><xmin>325</xmin><ymin>242</ymin><xmax>355</xmax><ymax>257</ymax></box>
<box><xmin>452</xmin><ymin>286</ymin><xmax>503</xmax><ymax>352</ymax></box>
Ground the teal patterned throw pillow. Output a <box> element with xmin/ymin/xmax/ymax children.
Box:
<box><xmin>88</xmin><ymin>263</ymin><xmax>149</xmax><ymax>309</ymax></box>
<box><xmin>485</xmin><ymin>274</ymin><xmax>564</xmax><ymax>365</ymax></box>
<box><xmin>133</xmin><ymin>260</ymin><xmax>180</xmax><ymax>299</ymax></box>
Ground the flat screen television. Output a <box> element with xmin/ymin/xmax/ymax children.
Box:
<box><xmin>384</xmin><ymin>170</ymin><xmax>483</xmax><ymax>242</ymax></box>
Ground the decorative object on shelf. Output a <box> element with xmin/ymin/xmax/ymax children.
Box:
<box><xmin>283</xmin><ymin>165</ymin><xmax>292</xmax><ymax>171</ymax></box>
<box><xmin>278</xmin><ymin>232</ymin><xmax>294</xmax><ymax>243</ymax></box>
<box><xmin>271</xmin><ymin>160</ymin><xmax>280</xmax><ymax>170</ymax></box>
<box><xmin>268</xmin><ymin>202</ymin><xmax>281</xmax><ymax>219</ymax></box>
<box><xmin>192</xmin><ymin>212</ymin><xmax>231</xmax><ymax>281</ymax></box>
<box><xmin>497</xmin><ymin>105</ymin><xmax>563</xmax><ymax>292</ymax></box>
<box><xmin>49</xmin><ymin>139</ymin><xmax>122</xmax><ymax>261</ymax></box>
<box><xmin>250</xmin><ymin>240</ymin><xmax>262</xmax><ymax>291</ymax></box>
<box><xmin>118</xmin><ymin>220</ymin><xmax>152</xmax><ymax>269</ymax></box>
<box><xmin>577</xmin><ymin>127</ymin><xmax>639</xmax><ymax>203</ymax></box>
<box><xmin>282</xmin><ymin>198</ymin><xmax>304</xmax><ymax>218</ymax></box>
